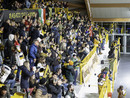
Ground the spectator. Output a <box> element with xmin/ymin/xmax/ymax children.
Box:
<box><xmin>35</xmin><ymin>78</ymin><xmax>51</xmax><ymax>98</ymax></box>
<box><xmin>20</xmin><ymin>61</ymin><xmax>34</xmax><ymax>98</ymax></box>
<box><xmin>117</xmin><ymin>85</ymin><xmax>126</xmax><ymax>98</ymax></box>
<box><xmin>28</xmin><ymin>40</ymin><xmax>39</xmax><ymax>68</ymax></box>
<box><xmin>25</xmin><ymin>0</ymin><xmax>31</xmax><ymax>8</ymax></box>
<box><xmin>65</xmin><ymin>84</ymin><xmax>75</xmax><ymax>98</ymax></box>
<box><xmin>0</xmin><ymin>86</ymin><xmax>7</xmax><ymax>98</ymax></box>
<box><xmin>48</xmin><ymin>75</ymin><xmax>62</xmax><ymax>98</ymax></box>
<box><xmin>4</xmin><ymin>34</ymin><xmax>15</xmax><ymax>64</ymax></box>
<box><xmin>5</xmin><ymin>64</ymin><xmax>16</xmax><ymax>95</ymax></box>
<box><xmin>65</xmin><ymin>60</ymin><xmax>75</xmax><ymax>83</ymax></box>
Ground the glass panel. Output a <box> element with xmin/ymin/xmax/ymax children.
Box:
<box><xmin>114</xmin><ymin>35</ymin><xmax>123</xmax><ymax>52</ymax></box>
<box><xmin>126</xmin><ymin>36</ymin><xmax>130</xmax><ymax>52</ymax></box>
<box><xmin>126</xmin><ymin>23</ymin><xmax>130</xmax><ymax>34</ymax></box>
<box><xmin>103</xmin><ymin>22</ymin><xmax>113</xmax><ymax>31</ymax></box>
<box><xmin>114</xmin><ymin>22</ymin><xmax>125</xmax><ymax>34</ymax></box>
<box><xmin>109</xmin><ymin>35</ymin><xmax>112</xmax><ymax>47</ymax></box>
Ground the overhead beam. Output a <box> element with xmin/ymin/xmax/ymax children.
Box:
<box><xmin>84</xmin><ymin>0</ymin><xmax>92</xmax><ymax>20</ymax></box>
<box><xmin>67</xmin><ymin>3</ymin><xmax>85</xmax><ymax>8</ymax></box>
<box><xmin>91</xmin><ymin>3</ymin><xmax>130</xmax><ymax>8</ymax></box>
<box><xmin>93</xmin><ymin>18</ymin><xmax>130</xmax><ymax>22</ymax></box>
<box><xmin>53</xmin><ymin>0</ymin><xmax>85</xmax><ymax>8</ymax></box>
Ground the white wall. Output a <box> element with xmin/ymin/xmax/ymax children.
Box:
<box><xmin>90</xmin><ymin>0</ymin><xmax>130</xmax><ymax>4</ymax></box>
<box><xmin>91</xmin><ymin>8</ymin><xmax>130</xmax><ymax>18</ymax></box>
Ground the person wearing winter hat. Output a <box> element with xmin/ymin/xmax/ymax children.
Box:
<box><xmin>65</xmin><ymin>60</ymin><xmax>75</xmax><ymax>83</ymax></box>
<box><xmin>69</xmin><ymin>60</ymin><xmax>74</xmax><ymax>66</ymax></box>
<box><xmin>35</xmin><ymin>78</ymin><xmax>52</xmax><ymax>98</ymax></box>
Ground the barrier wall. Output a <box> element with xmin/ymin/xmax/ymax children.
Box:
<box><xmin>80</xmin><ymin>33</ymin><xmax>109</xmax><ymax>85</ymax></box>
<box><xmin>99</xmin><ymin>38</ymin><xmax>120</xmax><ymax>98</ymax></box>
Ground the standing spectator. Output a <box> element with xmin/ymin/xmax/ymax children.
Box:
<box><xmin>25</xmin><ymin>0</ymin><xmax>31</xmax><ymax>8</ymax></box>
<box><xmin>15</xmin><ymin>45</ymin><xmax>25</xmax><ymax>82</ymax></box>
<box><xmin>4</xmin><ymin>34</ymin><xmax>14</xmax><ymax>63</ymax></box>
<box><xmin>20</xmin><ymin>61</ymin><xmax>34</xmax><ymax>98</ymax></box>
<box><xmin>28</xmin><ymin>40</ymin><xmax>39</xmax><ymax>68</ymax></box>
<box><xmin>117</xmin><ymin>85</ymin><xmax>126</xmax><ymax>98</ymax></box>
<box><xmin>87</xmin><ymin>36</ymin><xmax>94</xmax><ymax>51</ymax></box>
<box><xmin>65</xmin><ymin>61</ymin><xmax>75</xmax><ymax>83</ymax></box>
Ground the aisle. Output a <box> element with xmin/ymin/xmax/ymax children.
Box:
<box><xmin>112</xmin><ymin>54</ymin><xmax>130</xmax><ymax>98</ymax></box>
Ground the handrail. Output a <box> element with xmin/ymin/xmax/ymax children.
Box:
<box><xmin>80</xmin><ymin>33</ymin><xmax>109</xmax><ymax>85</ymax></box>
<box><xmin>99</xmin><ymin>37</ymin><xmax>120</xmax><ymax>98</ymax></box>
<box><xmin>99</xmin><ymin>73</ymin><xmax>109</xmax><ymax>98</ymax></box>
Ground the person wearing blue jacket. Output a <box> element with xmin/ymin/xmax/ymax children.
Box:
<box><xmin>28</xmin><ymin>40</ymin><xmax>39</xmax><ymax>68</ymax></box>
<box><xmin>20</xmin><ymin>61</ymin><xmax>34</xmax><ymax>98</ymax></box>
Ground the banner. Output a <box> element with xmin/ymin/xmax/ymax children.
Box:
<box><xmin>38</xmin><ymin>8</ymin><xmax>46</xmax><ymax>24</ymax></box>
<box><xmin>1</xmin><ymin>9</ymin><xmax>39</xmax><ymax>23</ymax></box>
<box><xmin>82</xmin><ymin>52</ymin><xmax>99</xmax><ymax>83</ymax></box>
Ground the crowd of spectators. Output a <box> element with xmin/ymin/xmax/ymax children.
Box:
<box><xmin>0</xmin><ymin>0</ymin><xmax>68</xmax><ymax>10</ymax></box>
<box><xmin>0</xmin><ymin>0</ymin><xmax>107</xmax><ymax>98</ymax></box>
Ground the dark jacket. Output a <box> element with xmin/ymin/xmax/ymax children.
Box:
<box><xmin>4</xmin><ymin>40</ymin><xmax>14</xmax><ymax>58</ymax></box>
<box><xmin>19</xmin><ymin>29</ymin><xmax>25</xmax><ymax>38</ymax></box>
<box><xmin>31</xmin><ymin>29</ymin><xmax>40</xmax><ymax>41</ymax></box>
<box><xmin>65</xmin><ymin>65</ymin><xmax>75</xmax><ymax>82</ymax></box>
<box><xmin>3</xmin><ymin>22</ymin><xmax>10</xmax><ymax>39</ymax></box>
<box><xmin>6</xmin><ymin>68</ymin><xmax>15</xmax><ymax>81</ymax></box>
<box><xmin>48</xmin><ymin>84</ymin><xmax>61</xmax><ymax>98</ymax></box>
<box><xmin>21</xmin><ymin>39</ymin><xmax>28</xmax><ymax>57</ymax></box>
<box><xmin>20</xmin><ymin>65</ymin><xmax>34</xmax><ymax>89</ymax></box>
<box><xmin>66</xmin><ymin>91</ymin><xmax>75</xmax><ymax>98</ymax></box>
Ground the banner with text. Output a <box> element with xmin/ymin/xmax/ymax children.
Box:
<box><xmin>0</xmin><ymin>9</ymin><xmax>39</xmax><ymax>23</ymax></box>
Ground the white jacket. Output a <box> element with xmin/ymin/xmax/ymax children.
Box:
<box><xmin>15</xmin><ymin>52</ymin><xmax>25</xmax><ymax>66</ymax></box>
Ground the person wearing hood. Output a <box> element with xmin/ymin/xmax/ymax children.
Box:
<box><xmin>4</xmin><ymin>34</ymin><xmax>14</xmax><ymax>63</ymax></box>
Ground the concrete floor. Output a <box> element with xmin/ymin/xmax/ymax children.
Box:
<box><xmin>112</xmin><ymin>54</ymin><xmax>130</xmax><ymax>98</ymax></box>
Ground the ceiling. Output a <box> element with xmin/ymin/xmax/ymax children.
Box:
<box><xmin>90</xmin><ymin>0</ymin><xmax>130</xmax><ymax>4</ymax></box>
<box><xmin>89</xmin><ymin>0</ymin><xmax>130</xmax><ymax>21</ymax></box>
<box><xmin>92</xmin><ymin>8</ymin><xmax>130</xmax><ymax>18</ymax></box>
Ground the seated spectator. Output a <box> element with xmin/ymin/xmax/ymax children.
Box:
<box><xmin>48</xmin><ymin>75</ymin><xmax>62</xmax><ymax>98</ymax></box>
<box><xmin>0</xmin><ymin>86</ymin><xmax>7</xmax><ymax>98</ymax></box>
<box><xmin>29</xmin><ymin>74</ymin><xmax>38</xmax><ymax>96</ymax></box>
<box><xmin>5</xmin><ymin>64</ymin><xmax>16</xmax><ymax>95</ymax></box>
<box><xmin>65</xmin><ymin>84</ymin><xmax>75</xmax><ymax>98</ymax></box>
<box><xmin>35</xmin><ymin>78</ymin><xmax>51</xmax><ymax>98</ymax></box>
